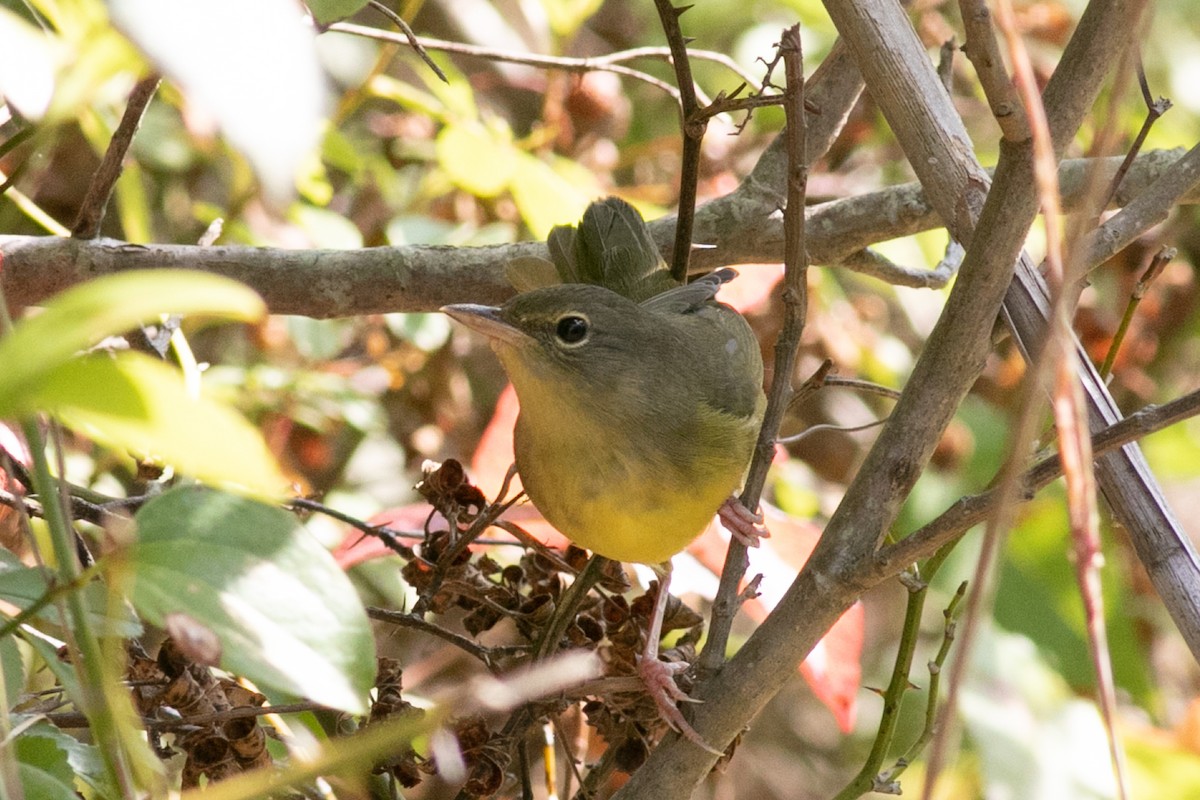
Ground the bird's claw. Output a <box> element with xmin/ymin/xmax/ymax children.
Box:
<box><xmin>637</xmin><ymin>655</ymin><xmax>723</xmax><ymax>756</ymax></box>
<box><xmin>719</xmin><ymin>498</ymin><xmax>769</xmax><ymax>549</ymax></box>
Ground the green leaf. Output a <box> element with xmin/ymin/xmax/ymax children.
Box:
<box><xmin>289</xmin><ymin>204</ymin><xmax>364</xmax><ymax>249</ymax></box>
<box><xmin>368</xmin><ymin>74</ymin><xmax>447</xmax><ymax>121</ymax></box>
<box><xmin>14</xmin><ymin>720</ymin><xmax>115</xmax><ymax>799</ymax></box>
<box><xmin>17</xmin><ymin>764</ymin><xmax>77</xmax><ymax>800</ymax></box>
<box><xmin>0</xmin><ymin>269</ymin><xmax>264</xmax><ymax>415</ymax></box>
<box><xmin>0</xmin><ymin>635</ymin><xmax>24</xmax><ymax>708</ymax></box>
<box><xmin>435</xmin><ymin>121</ymin><xmax>517</xmax><ymax>197</ymax></box>
<box><xmin>129</xmin><ymin>488</ymin><xmax>375</xmax><ymax>713</ymax></box>
<box><xmin>15</xmin><ymin>727</ymin><xmax>77</xmax><ymax>800</ymax></box>
<box><xmin>27</xmin><ymin>352</ymin><xmax>288</xmax><ymax>498</ymax></box>
<box><xmin>305</xmin><ymin>0</ymin><xmax>370</xmax><ymax>25</ymax></box>
<box><xmin>0</xmin><ymin>549</ymin><xmax>142</xmax><ymax>637</ymax></box>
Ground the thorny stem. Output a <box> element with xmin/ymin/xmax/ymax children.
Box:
<box><xmin>700</xmin><ymin>24</ymin><xmax>808</xmax><ymax>676</ymax></box>
<box><xmin>833</xmin><ymin>546</ymin><xmax>959</xmax><ymax>800</ymax></box>
<box><xmin>887</xmin><ymin>581</ymin><xmax>968</xmax><ymax>785</ymax></box>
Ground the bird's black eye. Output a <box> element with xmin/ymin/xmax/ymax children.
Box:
<box><xmin>555</xmin><ymin>315</ymin><xmax>589</xmax><ymax>344</ymax></box>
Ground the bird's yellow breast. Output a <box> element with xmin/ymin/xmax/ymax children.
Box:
<box><xmin>504</xmin><ymin>353</ymin><xmax>754</xmax><ymax>564</ymax></box>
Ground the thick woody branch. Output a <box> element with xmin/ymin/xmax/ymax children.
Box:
<box><xmin>0</xmin><ymin>151</ymin><xmax>1186</xmax><ymax>316</ymax></box>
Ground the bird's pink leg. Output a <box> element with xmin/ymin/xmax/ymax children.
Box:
<box><xmin>637</xmin><ymin>564</ymin><xmax>723</xmax><ymax>756</ymax></box>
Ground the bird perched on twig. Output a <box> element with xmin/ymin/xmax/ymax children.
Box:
<box><xmin>443</xmin><ymin>197</ymin><xmax>766</xmax><ymax>752</ymax></box>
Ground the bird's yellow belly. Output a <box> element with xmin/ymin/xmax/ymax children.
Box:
<box><xmin>515</xmin><ymin>413</ymin><xmax>741</xmax><ymax>564</ymax></box>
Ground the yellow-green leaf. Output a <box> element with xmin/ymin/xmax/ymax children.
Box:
<box><xmin>436</xmin><ymin>121</ymin><xmax>517</xmax><ymax>198</ymax></box>
<box><xmin>27</xmin><ymin>352</ymin><xmax>287</xmax><ymax>498</ymax></box>
<box><xmin>539</xmin><ymin>0</ymin><xmax>604</xmax><ymax>37</ymax></box>
<box><xmin>0</xmin><ymin>270</ymin><xmax>264</xmax><ymax>415</ymax></box>
<box><xmin>305</xmin><ymin>0</ymin><xmax>369</xmax><ymax>25</ymax></box>
<box><xmin>510</xmin><ymin>152</ymin><xmax>596</xmax><ymax>238</ymax></box>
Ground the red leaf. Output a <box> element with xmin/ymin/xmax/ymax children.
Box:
<box><xmin>470</xmin><ymin>384</ymin><xmax>522</xmax><ymax>498</ymax></box>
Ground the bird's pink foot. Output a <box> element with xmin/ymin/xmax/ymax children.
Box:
<box><xmin>637</xmin><ymin>654</ymin><xmax>722</xmax><ymax>755</ymax></box>
<box><xmin>718</xmin><ymin>497</ymin><xmax>769</xmax><ymax>549</ymax></box>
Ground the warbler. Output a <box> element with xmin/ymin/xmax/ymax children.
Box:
<box><xmin>443</xmin><ymin>197</ymin><xmax>765</xmax><ymax>750</ymax></box>
<box><xmin>444</xmin><ymin>199</ymin><xmax>765</xmax><ymax>563</ymax></box>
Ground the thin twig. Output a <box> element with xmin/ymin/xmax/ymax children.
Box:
<box><xmin>835</xmin><ymin>247</ymin><xmax>957</xmax><ymax>289</ymax></box>
<box><xmin>44</xmin><ymin>701</ymin><xmax>330</xmax><ymax>731</ymax></box>
<box><xmin>777</xmin><ymin>416</ymin><xmax>889</xmax><ymax>444</ymax></box>
<box><xmin>691</xmin><ymin>90</ymin><xmax>798</xmax><ymax>129</ymax></box>
<box><xmin>70</xmin><ymin>74</ymin><xmax>160</xmax><ymax>239</ymax></box>
<box><xmin>885</xmin><ymin>581</ymin><xmax>967</xmax><ymax>785</ymax></box>
<box><xmin>0</xmin><ymin>487</ymin><xmax>126</xmax><ymax>529</ymax></box>
<box><xmin>1099</xmin><ymin>245</ymin><xmax>1175</xmax><ymax>378</ymax></box>
<box><xmin>331</xmin><ymin>22</ymin><xmax>759</xmax><ymax>96</ymax></box>
<box><xmin>594</xmin><ymin>45</ymin><xmax>761</xmax><ymax>87</ymax></box>
<box><xmin>1007</xmin><ymin>4</ymin><xmax>1127</xmax><ymax>793</ymax></box>
<box><xmin>873</xmin><ymin>385</ymin><xmax>1200</xmax><ymax>580</ymax></box>
<box><xmin>329</xmin><ymin>22</ymin><xmax>681</xmax><ymax>102</ymax></box>
<box><xmin>653</xmin><ymin>0</ymin><xmax>705</xmax><ymax>283</ymax></box>
<box><xmin>1100</xmin><ymin>50</ymin><xmax>1171</xmax><ymax>212</ymax></box>
<box><xmin>820</xmin><ymin>375</ymin><xmax>904</xmax><ymax>401</ymax></box>
<box><xmin>367</xmin><ymin>0</ymin><xmax>447</xmax><ymax>83</ymax></box>
<box><xmin>367</xmin><ymin>606</ymin><xmax>527</xmax><ymax>669</ymax></box>
<box><xmin>0</xmin><ymin>124</ymin><xmax>34</xmax><ymax>163</ymax></box>
<box><xmin>287</xmin><ymin>497</ymin><xmax>421</xmax><ymax>556</ymax></box>
<box><xmin>699</xmin><ymin>24</ymin><xmax>807</xmax><ymax>677</ymax></box>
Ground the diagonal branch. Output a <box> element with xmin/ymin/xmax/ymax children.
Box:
<box><xmin>613</xmin><ymin>0</ymin><xmax>1160</xmax><ymax>794</ymax></box>
<box><xmin>71</xmin><ymin>74</ymin><xmax>161</xmax><ymax>240</ymax></box>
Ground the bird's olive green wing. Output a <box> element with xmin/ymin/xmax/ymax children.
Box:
<box><xmin>641</xmin><ymin>268</ymin><xmax>765</xmax><ymax>424</ymax></box>
<box><xmin>638</xmin><ymin>268</ymin><xmax>735</xmax><ymax>314</ymax></box>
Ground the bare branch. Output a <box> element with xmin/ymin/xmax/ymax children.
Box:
<box><xmin>652</xmin><ymin>0</ymin><xmax>705</xmax><ymax>282</ymax></box>
<box><xmin>328</xmin><ymin>22</ymin><xmax>681</xmax><ymax>102</ymax></box>
<box><xmin>1083</xmin><ymin>140</ymin><xmax>1200</xmax><ymax>270</ymax></box>
<box><xmin>71</xmin><ymin>74</ymin><xmax>160</xmax><ymax>239</ymax></box>
<box><xmin>958</xmin><ymin>0</ymin><xmax>1031</xmax><ymax>141</ymax></box>
<box><xmin>700</xmin><ymin>23</ymin><xmax>808</xmax><ymax>680</ymax></box>
<box><xmin>2</xmin><ymin>151</ymin><xmax>1185</xmax><ymax>317</ymax></box>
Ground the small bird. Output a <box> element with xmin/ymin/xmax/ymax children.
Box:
<box><xmin>443</xmin><ymin>198</ymin><xmax>765</xmax><ymax>750</ymax></box>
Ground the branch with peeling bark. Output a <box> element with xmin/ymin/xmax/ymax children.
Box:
<box><xmin>0</xmin><ymin>149</ymin><xmax>1188</xmax><ymax>316</ymax></box>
